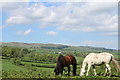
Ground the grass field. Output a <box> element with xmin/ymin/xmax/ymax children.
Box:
<box><xmin>2</xmin><ymin>57</ymin><xmax>120</xmax><ymax>79</ymax></box>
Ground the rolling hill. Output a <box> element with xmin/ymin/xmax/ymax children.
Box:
<box><xmin>1</xmin><ymin>42</ymin><xmax>118</xmax><ymax>53</ymax></box>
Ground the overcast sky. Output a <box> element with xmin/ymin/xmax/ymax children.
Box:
<box><xmin>0</xmin><ymin>1</ymin><xmax>118</xmax><ymax>49</ymax></box>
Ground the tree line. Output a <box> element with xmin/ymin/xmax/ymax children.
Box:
<box><xmin>2</xmin><ymin>46</ymin><xmax>30</xmax><ymax>58</ymax></box>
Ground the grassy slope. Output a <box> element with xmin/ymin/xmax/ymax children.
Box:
<box><xmin>2</xmin><ymin>59</ymin><xmax>54</xmax><ymax>78</ymax></box>
<box><xmin>2</xmin><ymin>59</ymin><xmax>28</xmax><ymax>71</ymax></box>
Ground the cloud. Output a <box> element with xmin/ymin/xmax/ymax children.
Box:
<box><xmin>1</xmin><ymin>2</ymin><xmax>28</xmax><ymax>12</ymax></box>
<box><xmin>104</xmin><ymin>32</ymin><xmax>118</xmax><ymax>36</ymax></box>
<box><xmin>4</xmin><ymin>2</ymin><xmax>118</xmax><ymax>35</ymax></box>
<box><xmin>46</xmin><ymin>31</ymin><xmax>58</xmax><ymax>35</ymax></box>
<box><xmin>16</xmin><ymin>29</ymin><xmax>32</xmax><ymax>35</ymax></box>
<box><xmin>6</xmin><ymin>15</ymin><xmax>32</xmax><ymax>24</ymax></box>
<box><xmin>24</xmin><ymin>29</ymin><xmax>32</xmax><ymax>35</ymax></box>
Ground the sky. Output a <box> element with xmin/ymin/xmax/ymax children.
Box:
<box><xmin>0</xmin><ymin>1</ymin><xmax>118</xmax><ymax>49</ymax></box>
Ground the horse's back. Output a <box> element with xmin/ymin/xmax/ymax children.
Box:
<box><xmin>84</xmin><ymin>52</ymin><xmax>113</xmax><ymax>65</ymax></box>
<box><xmin>86</xmin><ymin>52</ymin><xmax>112</xmax><ymax>58</ymax></box>
<box><xmin>63</xmin><ymin>55</ymin><xmax>76</xmax><ymax>66</ymax></box>
<box><xmin>100</xmin><ymin>52</ymin><xmax>113</xmax><ymax>56</ymax></box>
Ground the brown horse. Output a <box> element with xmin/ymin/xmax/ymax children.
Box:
<box><xmin>54</xmin><ymin>54</ymin><xmax>77</xmax><ymax>76</ymax></box>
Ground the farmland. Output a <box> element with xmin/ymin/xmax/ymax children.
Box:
<box><xmin>1</xmin><ymin>42</ymin><xmax>120</xmax><ymax>79</ymax></box>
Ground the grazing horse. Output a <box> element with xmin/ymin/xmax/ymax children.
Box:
<box><xmin>80</xmin><ymin>52</ymin><xmax>120</xmax><ymax>76</ymax></box>
<box><xmin>54</xmin><ymin>54</ymin><xmax>77</xmax><ymax>76</ymax></box>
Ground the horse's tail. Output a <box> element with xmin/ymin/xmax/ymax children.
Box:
<box><xmin>73</xmin><ymin>56</ymin><xmax>77</xmax><ymax>76</ymax></box>
<box><xmin>112</xmin><ymin>56</ymin><xmax>120</xmax><ymax>72</ymax></box>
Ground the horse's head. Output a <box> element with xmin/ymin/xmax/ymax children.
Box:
<box><xmin>54</xmin><ymin>67</ymin><xmax>60</xmax><ymax>75</ymax></box>
<box><xmin>80</xmin><ymin>67</ymin><xmax>85</xmax><ymax>76</ymax></box>
<box><xmin>54</xmin><ymin>55</ymin><xmax>64</xmax><ymax>75</ymax></box>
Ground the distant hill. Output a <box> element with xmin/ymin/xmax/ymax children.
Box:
<box><xmin>1</xmin><ymin>42</ymin><xmax>118</xmax><ymax>53</ymax></box>
<box><xmin>1</xmin><ymin>42</ymin><xmax>69</xmax><ymax>48</ymax></box>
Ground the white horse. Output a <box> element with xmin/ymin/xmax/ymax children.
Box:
<box><xmin>80</xmin><ymin>52</ymin><xmax>120</xmax><ymax>76</ymax></box>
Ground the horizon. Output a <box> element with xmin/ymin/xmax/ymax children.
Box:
<box><xmin>1</xmin><ymin>2</ymin><xmax>118</xmax><ymax>50</ymax></box>
<box><xmin>1</xmin><ymin>41</ymin><xmax>118</xmax><ymax>50</ymax></box>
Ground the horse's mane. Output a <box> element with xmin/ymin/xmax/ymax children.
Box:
<box><xmin>58</xmin><ymin>54</ymin><xmax>64</xmax><ymax>64</ymax></box>
<box><xmin>66</xmin><ymin>53</ymin><xmax>73</xmax><ymax>56</ymax></box>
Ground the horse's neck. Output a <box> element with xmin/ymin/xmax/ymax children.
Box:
<box><xmin>57</xmin><ymin>62</ymin><xmax>63</xmax><ymax>72</ymax></box>
<box><xmin>57</xmin><ymin>61</ymin><xmax>63</xmax><ymax>68</ymax></box>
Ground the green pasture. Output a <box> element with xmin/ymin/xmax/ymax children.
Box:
<box><xmin>2</xmin><ymin>57</ymin><xmax>120</xmax><ymax>79</ymax></box>
<box><xmin>2</xmin><ymin>59</ymin><xmax>28</xmax><ymax>71</ymax></box>
<box><xmin>2</xmin><ymin>59</ymin><xmax>53</xmax><ymax>78</ymax></box>
<box><xmin>21</xmin><ymin>61</ymin><xmax>56</xmax><ymax>67</ymax></box>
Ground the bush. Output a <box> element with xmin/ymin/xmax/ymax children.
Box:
<box><xmin>12</xmin><ymin>58</ymin><xmax>22</xmax><ymax>65</ymax></box>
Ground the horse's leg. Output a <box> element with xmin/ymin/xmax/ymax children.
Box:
<box><xmin>67</xmin><ymin>66</ymin><xmax>70</xmax><ymax>76</ymax></box>
<box><xmin>61</xmin><ymin>67</ymin><xmax>64</xmax><ymax>76</ymax></box>
<box><xmin>104</xmin><ymin>67</ymin><xmax>108</xmax><ymax>76</ymax></box>
<box><xmin>105</xmin><ymin>64</ymin><xmax>111</xmax><ymax>76</ymax></box>
<box><xmin>86</xmin><ymin>64</ymin><xmax>91</xmax><ymax>76</ymax></box>
<box><xmin>92</xmin><ymin>65</ymin><xmax>97</xmax><ymax>76</ymax></box>
<box><xmin>73</xmin><ymin>64</ymin><xmax>76</xmax><ymax>76</ymax></box>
